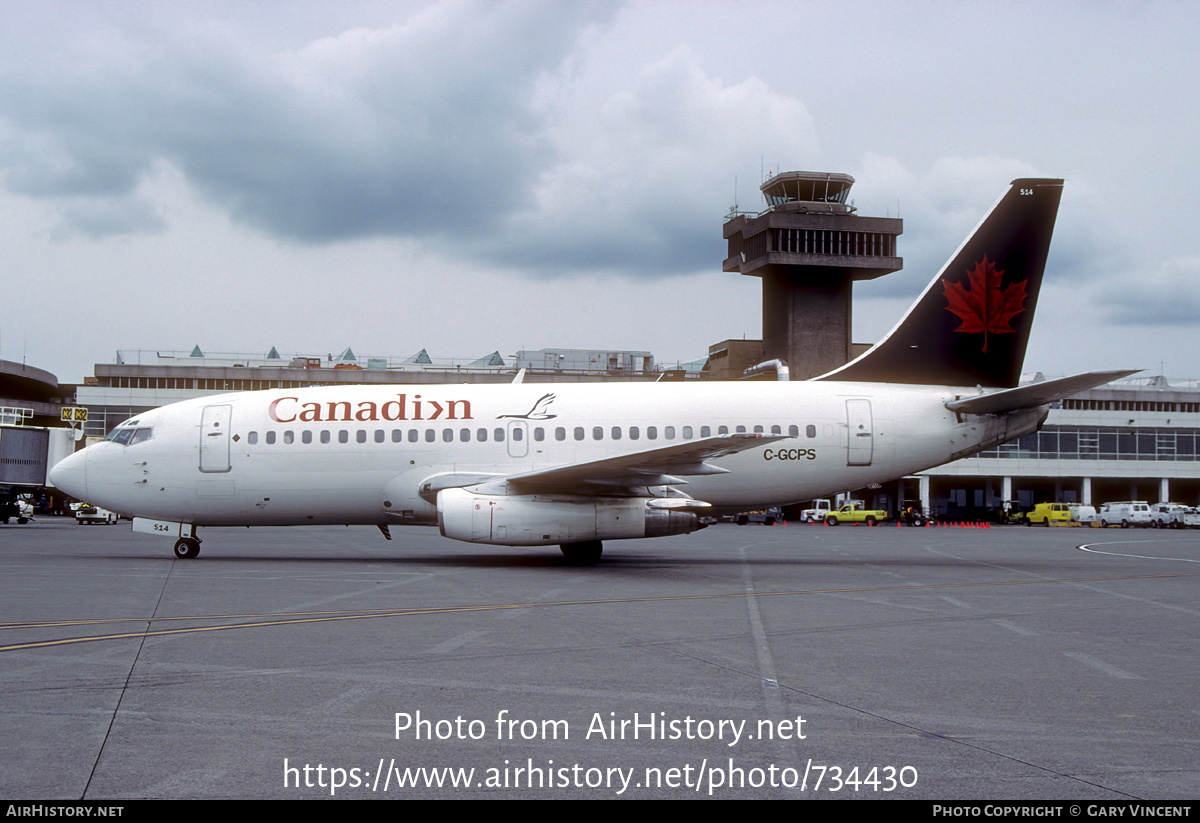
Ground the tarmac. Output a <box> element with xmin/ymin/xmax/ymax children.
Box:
<box><xmin>1</xmin><ymin>516</ymin><xmax>1197</xmax><ymax>799</ymax></box>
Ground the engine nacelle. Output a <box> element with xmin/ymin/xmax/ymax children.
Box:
<box><xmin>437</xmin><ymin>488</ymin><xmax>699</xmax><ymax>546</ymax></box>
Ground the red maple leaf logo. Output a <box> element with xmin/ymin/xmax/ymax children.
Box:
<box><xmin>942</xmin><ymin>256</ymin><xmax>1027</xmax><ymax>353</ymax></box>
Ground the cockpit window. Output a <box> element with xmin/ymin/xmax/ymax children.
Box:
<box><xmin>111</xmin><ymin>428</ymin><xmax>135</xmax><ymax>445</ymax></box>
<box><xmin>128</xmin><ymin>428</ymin><xmax>153</xmax><ymax>446</ymax></box>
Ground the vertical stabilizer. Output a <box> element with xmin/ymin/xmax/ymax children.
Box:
<box><xmin>817</xmin><ymin>178</ymin><xmax>1063</xmax><ymax>388</ymax></box>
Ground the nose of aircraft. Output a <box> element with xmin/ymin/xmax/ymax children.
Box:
<box><xmin>48</xmin><ymin>449</ymin><xmax>88</xmax><ymax>500</ymax></box>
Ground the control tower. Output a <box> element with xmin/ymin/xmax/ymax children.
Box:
<box><xmin>723</xmin><ymin>171</ymin><xmax>903</xmax><ymax>379</ymax></box>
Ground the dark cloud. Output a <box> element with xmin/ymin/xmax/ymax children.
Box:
<box><xmin>0</xmin><ymin>3</ymin><xmax>614</xmax><ymax>242</ymax></box>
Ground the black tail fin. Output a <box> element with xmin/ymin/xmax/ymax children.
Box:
<box><xmin>817</xmin><ymin>178</ymin><xmax>1063</xmax><ymax>388</ymax></box>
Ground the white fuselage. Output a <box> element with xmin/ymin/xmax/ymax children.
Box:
<box><xmin>53</xmin><ymin>381</ymin><xmax>1044</xmax><ymax>532</ymax></box>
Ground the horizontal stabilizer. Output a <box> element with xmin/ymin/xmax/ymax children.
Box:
<box><xmin>945</xmin><ymin>370</ymin><xmax>1140</xmax><ymax>415</ymax></box>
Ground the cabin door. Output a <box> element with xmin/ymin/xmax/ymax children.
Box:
<box><xmin>846</xmin><ymin>399</ymin><xmax>873</xmax><ymax>466</ymax></box>
<box><xmin>199</xmin><ymin>404</ymin><xmax>232</xmax><ymax>473</ymax></box>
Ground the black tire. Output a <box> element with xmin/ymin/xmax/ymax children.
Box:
<box><xmin>1121</xmin><ymin>520</ymin><xmax>1129</xmax><ymax>529</ymax></box>
<box><xmin>825</xmin><ymin>516</ymin><xmax>838</xmax><ymax>526</ymax></box>
<box><xmin>17</xmin><ymin>517</ymin><xmax>28</xmax><ymax>525</ymax></box>
<box><xmin>865</xmin><ymin>516</ymin><xmax>875</xmax><ymax>526</ymax></box>
<box><xmin>764</xmin><ymin>517</ymin><xmax>776</xmax><ymax>526</ymax></box>
<box><xmin>736</xmin><ymin>516</ymin><xmax>748</xmax><ymax>526</ymax></box>
<box><xmin>560</xmin><ymin>541</ymin><xmax>603</xmax><ymax>564</ymax></box>
<box><xmin>173</xmin><ymin>539</ymin><xmax>200</xmax><ymax>559</ymax></box>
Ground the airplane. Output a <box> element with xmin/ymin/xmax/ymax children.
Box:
<box><xmin>48</xmin><ymin>178</ymin><xmax>1134</xmax><ymax>563</ymax></box>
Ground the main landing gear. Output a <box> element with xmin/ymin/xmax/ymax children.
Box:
<box><xmin>560</xmin><ymin>541</ymin><xmax>603</xmax><ymax>564</ymax></box>
<box><xmin>173</xmin><ymin>537</ymin><xmax>201</xmax><ymax>559</ymax></box>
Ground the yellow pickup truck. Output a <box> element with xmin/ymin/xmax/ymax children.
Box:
<box><xmin>824</xmin><ymin>503</ymin><xmax>889</xmax><ymax>526</ymax></box>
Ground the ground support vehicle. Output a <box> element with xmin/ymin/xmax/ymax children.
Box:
<box><xmin>1150</xmin><ymin>503</ymin><xmax>1188</xmax><ymax>529</ymax></box>
<box><xmin>799</xmin><ymin>499</ymin><xmax>832</xmax><ymax>524</ymax></box>
<box><xmin>735</xmin><ymin>507</ymin><xmax>784</xmax><ymax>526</ymax></box>
<box><xmin>74</xmin><ymin>504</ymin><xmax>120</xmax><ymax>525</ymax></box>
<box><xmin>824</xmin><ymin>503</ymin><xmax>888</xmax><ymax>526</ymax></box>
<box><xmin>1027</xmin><ymin>502</ymin><xmax>1073</xmax><ymax>526</ymax></box>
<box><xmin>1098</xmin><ymin>501</ymin><xmax>1152</xmax><ymax>528</ymax></box>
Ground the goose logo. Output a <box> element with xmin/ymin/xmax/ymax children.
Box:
<box><xmin>497</xmin><ymin>393</ymin><xmax>558</xmax><ymax>420</ymax></box>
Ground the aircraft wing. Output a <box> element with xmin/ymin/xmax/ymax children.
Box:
<box><xmin>474</xmin><ymin>434</ymin><xmax>787</xmax><ymax>495</ymax></box>
<box><xmin>945</xmin><ymin>370</ymin><xmax>1140</xmax><ymax>415</ymax></box>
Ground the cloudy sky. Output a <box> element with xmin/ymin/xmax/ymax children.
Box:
<box><xmin>2</xmin><ymin>1</ymin><xmax>1197</xmax><ymax>383</ymax></box>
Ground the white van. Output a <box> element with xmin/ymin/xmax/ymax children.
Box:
<box><xmin>1069</xmin><ymin>504</ymin><xmax>1097</xmax><ymax>525</ymax></box>
<box><xmin>1150</xmin><ymin>503</ymin><xmax>1188</xmax><ymax>529</ymax></box>
<box><xmin>1098</xmin><ymin>501</ymin><xmax>1152</xmax><ymax>528</ymax></box>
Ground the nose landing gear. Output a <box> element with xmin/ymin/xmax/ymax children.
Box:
<box><xmin>173</xmin><ymin>537</ymin><xmax>201</xmax><ymax>559</ymax></box>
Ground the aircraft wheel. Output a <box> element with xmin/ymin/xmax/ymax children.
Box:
<box><xmin>173</xmin><ymin>538</ymin><xmax>200</xmax><ymax>559</ymax></box>
<box><xmin>560</xmin><ymin>541</ymin><xmax>603</xmax><ymax>564</ymax></box>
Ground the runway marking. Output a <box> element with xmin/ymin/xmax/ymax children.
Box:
<box><xmin>1078</xmin><ymin>540</ymin><xmax>1200</xmax><ymax>563</ymax></box>
<box><xmin>990</xmin><ymin>619</ymin><xmax>1036</xmax><ymax>636</ymax></box>
<box><xmin>3</xmin><ymin>570</ymin><xmax>1197</xmax><ymax>653</ymax></box>
<box><xmin>1063</xmin><ymin>651</ymin><xmax>1140</xmax><ymax>680</ymax></box>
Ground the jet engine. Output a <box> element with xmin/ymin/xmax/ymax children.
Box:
<box><xmin>436</xmin><ymin>487</ymin><xmax>700</xmax><ymax>546</ymax></box>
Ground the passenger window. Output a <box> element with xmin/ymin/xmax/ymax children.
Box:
<box><xmin>647</xmin><ymin>426</ymin><xmax>657</xmax><ymax>440</ymax></box>
<box><xmin>392</xmin><ymin>430</ymin><xmax>402</xmax><ymax>443</ymax></box>
<box><xmin>806</xmin><ymin>425</ymin><xmax>816</xmax><ymax>438</ymax></box>
<box><xmin>701</xmin><ymin>426</ymin><xmax>711</xmax><ymax>437</ymax></box>
<box><xmin>339</xmin><ymin>430</ymin><xmax>349</xmax><ymax>444</ymax></box>
<box><xmin>512</xmin><ymin>428</ymin><xmax>523</xmax><ymax>442</ymax></box>
<box><xmin>718</xmin><ymin>425</ymin><xmax>728</xmax><ymax>435</ymax></box>
<box><xmin>460</xmin><ymin>428</ymin><xmax>470</xmax><ymax>442</ymax></box>
<box><xmin>753</xmin><ymin>425</ymin><xmax>763</xmax><ymax>434</ymax></box>
<box><xmin>665</xmin><ymin>426</ymin><xmax>675</xmax><ymax>439</ymax></box>
<box><xmin>574</xmin><ymin>427</ymin><xmax>585</xmax><ymax>441</ymax></box>
<box><xmin>555</xmin><ymin>427</ymin><xmax>566</xmax><ymax>441</ymax></box>
<box><xmin>303</xmin><ymin>430</ymin><xmax>313</xmax><ymax>444</ymax></box>
<box><xmin>442</xmin><ymin>429</ymin><xmax>453</xmax><ymax>442</ymax></box>
<box><xmin>735</xmin><ymin>425</ymin><xmax>746</xmax><ymax>433</ymax></box>
<box><xmin>425</xmin><ymin>430</ymin><xmax>435</xmax><ymax>443</ymax></box>
<box><xmin>284</xmin><ymin>431</ymin><xmax>294</xmax><ymax>444</ymax></box>
<box><xmin>771</xmin><ymin>425</ymin><xmax>781</xmax><ymax>435</ymax></box>
<box><xmin>788</xmin><ymin>425</ymin><xmax>798</xmax><ymax>437</ymax></box>
<box><xmin>629</xmin><ymin>426</ymin><xmax>640</xmax><ymax>440</ymax></box>
<box><xmin>592</xmin><ymin>426</ymin><xmax>603</xmax><ymax>441</ymax></box>
<box><xmin>266</xmin><ymin>431</ymin><xmax>276</xmax><ymax>445</ymax></box>
<box><xmin>494</xmin><ymin>428</ymin><xmax>505</xmax><ymax>442</ymax></box>
<box><xmin>611</xmin><ymin>426</ymin><xmax>621</xmax><ymax>440</ymax></box>
<box><xmin>247</xmin><ymin>431</ymin><xmax>258</xmax><ymax>445</ymax></box>
<box><xmin>477</xmin><ymin>428</ymin><xmax>488</xmax><ymax>442</ymax></box>
<box><xmin>320</xmin><ymin>430</ymin><xmax>331</xmax><ymax>444</ymax></box>
<box><xmin>374</xmin><ymin>430</ymin><xmax>385</xmax><ymax>443</ymax></box>
<box><xmin>683</xmin><ymin>426</ymin><xmax>693</xmax><ymax>439</ymax></box>
<box><xmin>408</xmin><ymin>430</ymin><xmax>418</xmax><ymax>443</ymax></box>
<box><xmin>356</xmin><ymin>430</ymin><xmax>366</xmax><ymax>443</ymax></box>
<box><xmin>534</xmin><ymin>428</ymin><xmax>544</xmax><ymax>442</ymax></box>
